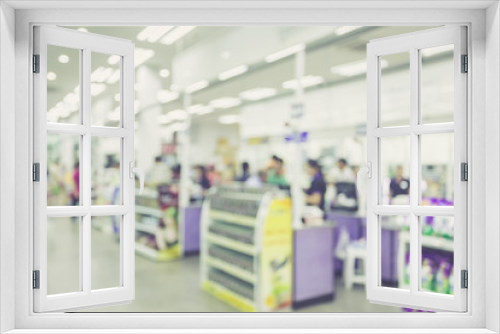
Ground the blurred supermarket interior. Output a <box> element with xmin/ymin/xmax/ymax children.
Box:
<box><xmin>46</xmin><ymin>26</ymin><xmax>456</xmax><ymax>312</ymax></box>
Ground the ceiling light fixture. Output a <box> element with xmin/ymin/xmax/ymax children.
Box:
<box><xmin>90</xmin><ymin>83</ymin><xmax>106</xmax><ymax>96</ymax></box>
<box><xmin>239</xmin><ymin>88</ymin><xmax>277</xmax><ymax>101</ymax></box>
<box><xmin>331</xmin><ymin>59</ymin><xmax>388</xmax><ymax>77</ymax></box>
<box><xmin>210</xmin><ymin>97</ymin><xmax>241</xmax><ymax>109</ymax></box>
<box><xmin>265</xmin><ymin>44</ymin><xmax>305</xmax><ymax>63</ymax></box>
<box><xmin>137</xmin><ymin>26</ymin><xmax>174</xmax><ymax>43</ymax></box>
<box><xmin>157</xmin><ymin>90</ymin><xmax>180</xmax><ymax>104</ymax></box>
<box><xmin>218</xmin><ymin>65</ymin><xmax>248</xmax><ymax>81</ymax></box>
<box><xmin>77</xmin><ymin>27</ymin><xmax>88</xmax><ymax>32</ymax></box>
<box><xmin>185</xmin><ymin>80</ymin><xmax>209</xmax><ymax>94</ymax></box>
<box><xmin>421</xmin><ymin>44</ymin><xmax>454</xmax><ymax>57</ymax></box>
<box><xmin>107</xmin><ymin>69</ymin><xmax>121</xmax><ymax>84</ymax></box>
<box><xmin>134</xmin><ymin>48</ymin><xmax>155</xmax><ymax>67</ymax></box>
<box><xmin>159</xmin><ymin>69</ymin><xmax>170</xmax><ymax>78</ymax></box>
<box><xmin>47</xmin><ymin>72</ymin><xmax>57</xmax><ymax>81</ymax></box>
<box><xmin>335</xmin><ymin>26</ymin><xmax>362</xmax><ymax>36</ymax></box>
<box><xmin>108</xmin><ymin>55</ymin><xmax>121</xmax><ymax>65</ymax></box>
<box><xmin>91</xmin><ymin>67</ymin><xmax>114</xmax><ymax>83</ymax></box>
<box><xmin>188</xmin><ymin>104</ymin><xmax>214</xmax><ymax>115</ymax></box>
<box><xmin>161</xmin><ymin>26</ymin><xmax>196</xmax><ymax>45</ymax></box>
<box><xmin>282</xmin><ymin>75</ymin><xmax>324</xmax><ymax>90</ymax></box>
<box><xmin>218</xmin><ymin>114</ymin><xmax>240</xmax><ymax>125</ymax></box>
<box><xmin>58</xmin><ymin>54</ymin><xmax>70</xmax><ymax>64</ymax></box>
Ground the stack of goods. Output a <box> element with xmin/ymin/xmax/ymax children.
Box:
<box><xmin>208</xmin><ymin>222</ymin><xmax>254</xmax><ymax>245</ymax></box>
<box><xmin>208</xmin><ymin>245</ymin><xmax>254</xmax><ymax>273</ymax></box>
<box><xmin>210</xmin><ymin>193</ymin><xmax>260</xmax><ymax>217</ymax></box>
<box><xmin>208</xmin><ymin>269</ymin><xmax>254</xmax><ymax>300</ymax></box>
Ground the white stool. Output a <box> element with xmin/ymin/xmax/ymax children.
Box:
<box><xmin>344</xmin><ymin>241</ymin><xmax>367</xmax><ymax>290</ymax></box>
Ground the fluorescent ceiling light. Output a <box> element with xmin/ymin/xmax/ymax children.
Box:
<box><xmin>159</xmin><ymin>69</ymin><xmax>170</xmax><ymax>78</ymax></box>
<box><xmin>335</xmin><ymin>26</ymin><xmax>362</xmax><ymax>36</ymax></box>
<box><xmin>58</xmin><ymin>54</ymin><xmax>69</xmax><ymax>64</ymax></box>
<box><xmin>210</xmin><ymin>97</ymin><xmax>241</xmax><ymax>109</ymax></box>
<box><xmin>108</xmin><ymin>55</ymin><xmax>121</xmax><ymax>65</ymax></box>
<box><xmin>114</xmin><ymin>94</ymin><xmax>120</xmax><ymax>102</ymax></box>
<box><xmin>47</xmin><ymin>72</ymin><xmax>57</xmax><ymax>81</ymax></box>
<box><xmin>161</xmin><ymin>26</ymin><xmax>196</xmax><ymax>45</ymax></box>
<box><xmin>91</xmin><ymin>66</ymin><xmax>114</xmax><ymax>83</ymax></box>
<box><xmin>185</xmin><ymin>80</ymin><xmax>208</xmax><ymax>94</ymax></box>
<box><xmin>134</xmin><ymin>100</ymin><xmax>141</xmax><ymax>114</ymax></box>
<box><xmin>421</xmin><ymin>44</ymin><xmax>454</xmax><ymax>57</ymax></box>
<box><xmin>265</xmin><ymin>44</ymin><xmax>305</xmax><ymax>63</ymax></box>
<box><xmin>156</xmin><ymin>90</ymin><xmax>180</xmax><ymax>104</ymax></box>
<box><xmin>91</xmin><ymin>83</ymin><xmax>106</xmax><ymax>96</ymax></box>
<box><xmin>135</xmin><ymin>48</ymin><xmax>155</xmax><ymax>67</ymax></box>
<box><xmin>137</xmin><ymin>26</ymin><xmax>174</xmax><ymax>43</ymax></box>
<box><xmin>107</xmin><ymin>69</ymin><xmax>120</xmax><ymax>84</ymax></box>
<box><xmin>108</xmin><ymin>110</ymin><xmax>120</xmax><ymax>121</ymax></box>
<box><xmin>282</xmin><ymin>75</ymin><xmax>324</xmax><ymax>90</ymax></box>
<box><xmin>218</xmin><ymin>65</ymin><xmax>248</xmax><ymax>81</ymax></box>
<box><xmin>188</xmin><ymin>104</ymin><xmax>214</xmax><ymax>115</ymax></box>
<box><xmin>77</xmin><ymin>27</ymin><xmax>88</xmax><ymax>32</ymax></box>
<box><xmin>331</xmin><ymin>59</ymin><xmax>388</xmax><ymax>77</ymax></box>
<box><xmin>239</xmin><ymin>88</ymin><xmax>277</xmax><ymax>101</ymax></box>
<box><xmin>218</xmin><ymin>114</ymin><xmax>240</xmax><ymax>125</ymax></box>
<box><xmin>158</xmin><ymin>114</ymin><xmax>174</xmax><ymax>125</ymax></box>
<box><xmin>158</xmin><ymin>109</ymin><xmax>188</xmax><ymax>125</ymax></box>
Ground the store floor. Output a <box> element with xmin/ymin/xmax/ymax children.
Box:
<box><xmin>47</xmin><ymin>220</ymin><xmax>400</xmax><ymax>313</ymax></box>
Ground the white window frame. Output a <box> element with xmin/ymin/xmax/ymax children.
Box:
<box><xmin>0</xmin><ymin>2</ymin><xmax>498</xmax><ymax>333</ymax></box>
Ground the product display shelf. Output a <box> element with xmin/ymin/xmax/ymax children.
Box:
<box><xmin>397</xmin><ymin>230</ymin><xmax>454</xmax><ymax>291</ymax></box>
<box><xmin>201</xmin><ymin>184</ymin><xmax>293</xmax><ymax>312</ymax></box>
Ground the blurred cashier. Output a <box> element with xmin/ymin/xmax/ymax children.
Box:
<box><xmin>390</xmin><ymin>165</ymin><xmax>410</xmax><ymax>198</ymax></box>
<box><xmin>267</xmin><ymin>155</ymin><xmax>288</xmax><ymax>187</ymax></box>
<box><xmin>304</xmin><ymin>159</ymin><xmax>327</xmax><ymax>210</ymax></box>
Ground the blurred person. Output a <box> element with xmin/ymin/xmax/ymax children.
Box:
<box><xmin>194</xmin><ymin>165</ymin><xmax>211</xmax><ymax>195</ymax></box>
<box><xmin>71</xmin><ymin>162</ymin><xmax>80</xmax><ymax>206</ymax></box>
<box><xmin>267</xmin><ymin>155</ymin><xmax>288</xmax><ymax>186</ymax></box>
<box><xmin>329</xmin><ymin>158</ymin><xmax>355</xmax><ymax>185</ymax></box>
<box><xmin>245</xmin><ymin>170</ymin><xmax>268</xmax><ymax>188</ymax></box>
<box><xmin>304</xmin><ymin>159</ymin><xmax>327</xmax><ymax>210</ymax></box>
<box><xmin>390</xmin><ymin>165</ymin><xmax>410</xmax><ymax>198</ymax></box>
<box><xmin>171</xmin><ymin>164</ymin><xmax>181</xmax><ymax>181</ymax></box>
<box><xmin>206</xmin><ymin>164</ymin><xmax>220</xmax><ymax>186</ymax></box>
<box><xmin>235</xmin><ymin>162</ymin><xmax>251</xmax><ymax>182</ymax></box>
<box><xmin>146</xmin><ymin>155</ymin><xmax>172</xmax><ymax>187</ymax></box>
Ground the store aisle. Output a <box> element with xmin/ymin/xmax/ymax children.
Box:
<box><xmin>45</xmin><ymin>223</ymin><xmax>399</xmax><ymax>313</ymax></box>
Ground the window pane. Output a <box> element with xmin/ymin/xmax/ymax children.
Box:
<box><xmin>91</xmin><ymin>52</ymin><xmax>121</xmax><ymax>127</ymax></box>
<box><xmin>421</xmin><ymin>133</ymin><xmax>454</xmax><ymax>206</ymax></box>
<box><xmin>47</xmin><ymin>216</ymin><xmax>81</xmax><ymax>295</ymax></box>
<box><xmin>47</xmin><ymin>45</ymin><xmax>81</xmax><ymax>124</ymax></box>
<box><xmin>380</xmin><ymin>215</ymin><xmax>409</xmax><ymax>290</ymax></box>
<box><xmin>380</xmin><ymin>52</ymin><xmax>410</xmax><ymax>127</ymax></box>
<box><xmin>91</xmin><ymin>137</ymin><xmax>121</xmax><ymax>205</ymax></box>
<box><xmin>380</xmin><ymin>136</ymin><xmax>410</xmax><ymax>205</ymax></box>
<box><xmin>421</xmin><ymin>45</ymin><xmax>454</xmax><ymax>124</ymax></box>
<box><xmin>47</xmin><ymin>133</ymin><xmax>80</xmax><ymax>206</ymax></box>
<box><xmin>92</xmin><ymin>216</ymin><xmax>121</xmax><ymax>290</ymax></box>
<box><xmin>420</xmin><ymin>216</ymin><xmax>454</xmax><ymax>295</ymax></box>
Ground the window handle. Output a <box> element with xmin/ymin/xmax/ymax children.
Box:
<box><xmin>356</xmin><ymin>161</ymin><xmax>372</xmax><ymax>195</ymax></box>
<box><xmin>129</xmin><ymin>162</ymin><xmax>145</xmax><ymax>195</ymax></box>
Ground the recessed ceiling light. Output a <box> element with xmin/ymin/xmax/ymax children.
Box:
<box><xmin>185</xmin><ymin>80</ymin><xmax>208</xmax><ymax>94</ymax></box>
<box><xmin>134</xmin><ymin>48</ymin><xmax>155</xmax><ymax>67</ymax></box>
<box><xmin>218</xmin><ymin>114</ymin><xmax>240</xmax><ymax>125</ymax></box>
<box><xmin>137</xmin><ymin>26</ymin><xmax>174</xmax><ymax>43</ymax></box>
<box><xmin>160</xmin><ymin>26</ymin><xmax>196</xmax><ymax>45</ymax></box>
<box><xmin>114</xmin><ymin>94</ymin><xmax>120</xmax><ymax>102</ymax></box>
<box><xmin>188</xmin><ymin>104</ymin><xmax>214</xmax><ymax>115</ymax></box>
<box><xmin>210</xmin><ymin>97</ymin><xmax>241</xmax><ymax>109</ymax></box>
<box><xmin>108</xmin><ymin>55</ymin><xmax>121</xmax><ymax>65</ymax></box>
<box><xmin>91</xmin><ymin>67</ymin><xmax>114</xmax><ymax>83</ymax></box>
<box><xmin>90</xmin><ymin>83</ymin><xmax>106</xmax><ymax>96</ymax></box>
<box><xmin>58</xmin><ymin>54</ymin><xmax>70</xmax><ymax>64</ymax></box>
<box><xmin>239</xmin><ymin>88</ymin><xmax>277</xmax><ymax>101</ymax></box>
<box><xmin>331</xmin><ymin>59</ymin><xmax>388</xmax><ymax>77</ymax></box>
<box><xmin>218</xmin><ymin>65</ymin><xmax>248</xmax><ymax>81</ymax></box>
<box><xmin>421</xmin><ymin>44</ymin><xmax>454</xmax><ymax>57</ymax></box>
<box><xmin>282</xmin><ymin>75</ymin><xmax>324</xmax><ymax>90</ymax></box>
<box><xmin>335</xmin><ymin>26</ymin><xmax>362</xmax><ymax>36</ymax></box>
<box><xmin>157</xmin><ymin>90</ymin><xmax>180</xmax><ymax>104</ymax></box>
<box><xmin>77</xmin><ymin>27</ymin><xmax>88</xmax><ymax>32</ymax></box>
<box><xmin>47</xmin><ymin>72</ymin><xmax>57</xmax><ymax>81</ymax></box>
<box><xmin>265</xmin><ymin>44</ymin><xmax>305</xmax><ymax>63</ymax></box>
<box><xmin>159</xmin><ymin>69</ymin><xmax>170</xmax><ymax>78</ymax></box>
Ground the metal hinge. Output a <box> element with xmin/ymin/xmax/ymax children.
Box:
<box><xmin>33</xmin><ymin>54</ymin><xmax>40</xmax><ymax>73</ymax></box>
<box><xmin>461</xmin><ymin>162</ymin><xmax>468</xmax><ymax>181</ymax></box>
<box><xmin>461</xmin><ymin>54</ymin><xmax>468</xmax><ymax>73</ymax></box>
<box><xmin>461</xmin><ymin>270</ymin><xmax>468</xmax><ymax>289</ymax></box>
<box><xmin>33</xmin><ymin>270</ymin><xmax>40</xmax><ymax>289</ymax></box>
<box><xmin>33</xmin><ymin>163</ymin><xmax>40</xmax><ymax>182</ymax></box>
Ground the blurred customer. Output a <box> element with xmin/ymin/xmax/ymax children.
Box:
<box><xmin>207</xmin><ymin>164</ymin><xmax>220</xmax><ymax>186</ymax></box>
<box><xmin>304</xmin><ymin>159</ymin><xmax>327</xmax><ymax>210</ymax></box>
<box><xmin>235</xmin><ymin>162</ymin><xmax>251</xmax><ymax>182</ymax></box>
<box><xmin>245</xmin><ymin>170</ymin><xmax>268</xmax><ymax>188</ymax></box>
<box><xmin>194</xmin><ymin>165</ymin><xmax>211</xmax><ymax>194</ymax></box>
<box><xmin>330</xmin><ymin>158</ymin><xmax>355</xmax><ymax>185</ymax></box>
<box><xmin>146</xmin><ymin>155</ymin><xmax>172</xmax><ymax>187</ymax></box>
<box><xmin>267</xmin><ymin>155</ymin><xmax>288</xmax><ymax>186</ymax></box>
<box><xmin>390</xmin><ymin>165</ymin><xmax>410</xmax><ymax>198</ymax></box>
